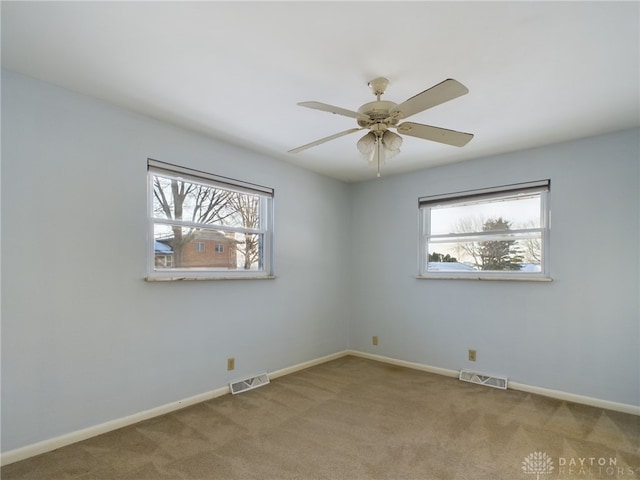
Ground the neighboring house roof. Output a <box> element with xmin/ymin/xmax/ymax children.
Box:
<box><xmin>160</xmin><ymin>231</ymin><xmax>241</xmax><ymax>243</ymax></box>
<box><xmin>154</xmin><ymin>241</ymin><xmax>173</xmax><ymax>254</ymax></box>
<box><xmin>190</xmin><ymin>230</ymin><xmax>238</xmax><ymax>242</ymax></box>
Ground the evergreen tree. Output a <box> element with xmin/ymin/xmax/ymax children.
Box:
<box><xmin>479</xmin><ymin>218</ymin><xmax>523</xmax><ymax>270</ymax></box>
<box><xmin>428</xmin><ymin>252</ymin><xmax>458</xmax><ymax>262</ymax></box>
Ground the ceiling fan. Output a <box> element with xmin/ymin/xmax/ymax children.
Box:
<box><xmin>288</xmin><ymin>77</ymin><xmax>474</xmax><ymax>176</ymax></box>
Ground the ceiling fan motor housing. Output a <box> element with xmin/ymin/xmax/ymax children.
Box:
<box><xmin>357</xmin><ymin>100</ymin><xmax>399</xmax><ymax>127</ymax></box>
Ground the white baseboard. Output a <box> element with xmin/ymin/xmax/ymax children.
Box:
<box><xmin>346</xmin><ymin>349</ymin><xmax>640</xmax><ymax>416</ymax></box>
<box><xmin>269</xmin><ymin>351</ymin><xmax>348</xmax><ymax>380</ymax></box>
<box><xmin>1</xmin><ymin>385</ymin><xmax>230</xmax><ymax>467</ymax></box>
<box><xmin>3</xmin><ymin>349</ymin><xmax>638</xmax><ymax>466</ymax></box>
<box><xmin>508</xmin><ymin>381</ymin><xmax>640</xmax><ymax>416</ymax></box>
<box><xmin>346</xmin><ymin>349</ymin><xmax>460</xmax><ymax>378</ymax></box>
<box><xmin>1</xmin><ymin>351</ymin><xmax>349</xmax><ymax>466</ymax></box>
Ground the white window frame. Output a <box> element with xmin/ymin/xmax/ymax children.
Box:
<box><xmin>418</xmin><ymin>180</ymin><xmax>551</xmax><ymax>281</ymax></box>
<box><xmin>146</xmin><ymin>159</ymin><xmax>275</xmax><ymax>281</ymax></box>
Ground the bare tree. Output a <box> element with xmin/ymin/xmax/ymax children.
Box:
<box><xmin>227</xmin><ymin>192</ymin><xmax>260</xmax><ymax>269</ymax></box>
<box><xmin>520</xmin><ymin>220</ymin><xmax>541</xmax><ymax>264</ymax></box>
<box><xmin>453</xmin><ymin>216</ymin><xmax>485</xmax><ymax>267</ymax></box>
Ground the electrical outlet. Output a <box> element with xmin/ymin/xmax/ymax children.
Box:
<box><xmin>468</xmin><ymin>349</ymin><xmax>476</xmax><ymax>362</ymax></box>
<box><xmin>227</xmin><ymin>357</ymin><xmax>235</xmax><ymax>371</ymax></box>
<box><xmin>372</xmin><ymin>336</ymin><xmax>379</xmax><ymax>346</ymax></box>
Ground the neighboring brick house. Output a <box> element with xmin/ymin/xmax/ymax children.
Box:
<box><xmin>155</xmin><ymin>230</ymin><xmax>238</xmax><ymax>269</ymax></box>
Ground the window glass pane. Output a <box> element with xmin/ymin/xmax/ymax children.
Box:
<box><xmin>151</xmin><ymin>175</ymin><xmax>261</xmax><ymax>229</ymax></box>
<box><xmin>430</xmin><ymin>195</ymin><xmax>541</xmax><ymax>235</ymax></box>
<box><xmin>223</xmin><ymin>192</ymin><xmax>262</xmax><ymax>230</ymax></box>
<box><xmin>153</xmin><ymin>225</ymin><xmax>264</xmax><ymax>271</ymax></box>
<box><xmin>234</xmin><ymin>232</ymin><xmax>263</xmax><ymax>271</ymax></box>
<box><xmin>427</xmin><ymin>236</ymin><xmax>542</xmax><ymax>273</ymax></box>
<box><xmin>154</xmin><ymin>225</ymin><xmax>236</xmax><ymax>270</ymax></box>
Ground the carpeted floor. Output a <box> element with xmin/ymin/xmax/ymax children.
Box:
<box><xmin>2</xmin><ymin>355</ymin><xmax>639</xmax><ymax>479</ymax></box>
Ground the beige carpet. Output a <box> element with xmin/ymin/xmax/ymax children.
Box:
<box><xmin>2</xmin><ymin>355</ymin><xmax>639</xmax><ymax>479</ymax></box>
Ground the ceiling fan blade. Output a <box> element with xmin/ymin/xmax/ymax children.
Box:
<box><xmin>390</xmin><ymin>79</ymin><xmax>469</xmax><ymax>120</ymax></box>
<box><xmin>396</xmin><ymin>122</ymin><xmax>474</xmax><ymax>147</ymax></box>
<box><xmin>288</xmin><ymin>128</ymin><xmax>364</xmax><ymax>154</ymax></box>
<box><xmin>298</xmin><ymin>101</ymin><xmax>370</xmax><ymax>121</ymax></box>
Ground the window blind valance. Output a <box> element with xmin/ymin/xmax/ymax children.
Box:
<box><xmin>419</xmin><ymin>180</ymin><xmax>549</xmax><ymax>208</ymax></box>
<box><xmin>148</xmin><ymin>158</ymin><xmax>274</xmax><ymax>197</ymax></box>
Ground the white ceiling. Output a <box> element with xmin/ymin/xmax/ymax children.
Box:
<box><xmin>2</xmin><ymin>1</ymin><xmax>639</xmax><ymax>182</ymax></box>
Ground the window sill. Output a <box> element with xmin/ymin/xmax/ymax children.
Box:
<box><xmin>416</xmin><ymin>275</ymin><xmax>552</xmax><ymax>282</ymax></box>
<box><xmin>145</xmin><ymin>275</ymin><xmax>277</xmax><ymax>282</ymax></box>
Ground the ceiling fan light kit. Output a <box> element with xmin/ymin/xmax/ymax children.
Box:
<box><xmin>289</xmin><ymin>76</ymin><xmax>474</xmax><ymax>177</ymax></box>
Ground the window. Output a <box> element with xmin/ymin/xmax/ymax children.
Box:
<box><xmin>147</xmin><ymin>159</ymin><xmax>274</xmax><ymax>280</ymax></box>
<box><xmin>418</xmin><ymin>180</ymin><xmax>550</xmax><ymax>280</ymax></box>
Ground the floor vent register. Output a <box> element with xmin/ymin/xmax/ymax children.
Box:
<box><xmin>230</xmin><ymin>373</ymin><xmax>270</xmax><ymax>394</ymax></box>
<box><xmin>459</xmin><ymin>369</ymin><xmax>508</xmax><ymax>390</ymax></box>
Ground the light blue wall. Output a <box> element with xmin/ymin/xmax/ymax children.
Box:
<box><xmin>2</xmin><ymin>69</ymin><xmax>639</xmax><ymax>454</ymax></box>
<box><xmin>349</xmin><ymin>128</ymin><xmax>640</xmax><ymax>406</ymax></box>
<box><xmin>1</xmin><ymin>70</ymin><xmax>351</xmax><ymax>451</ymax></box>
